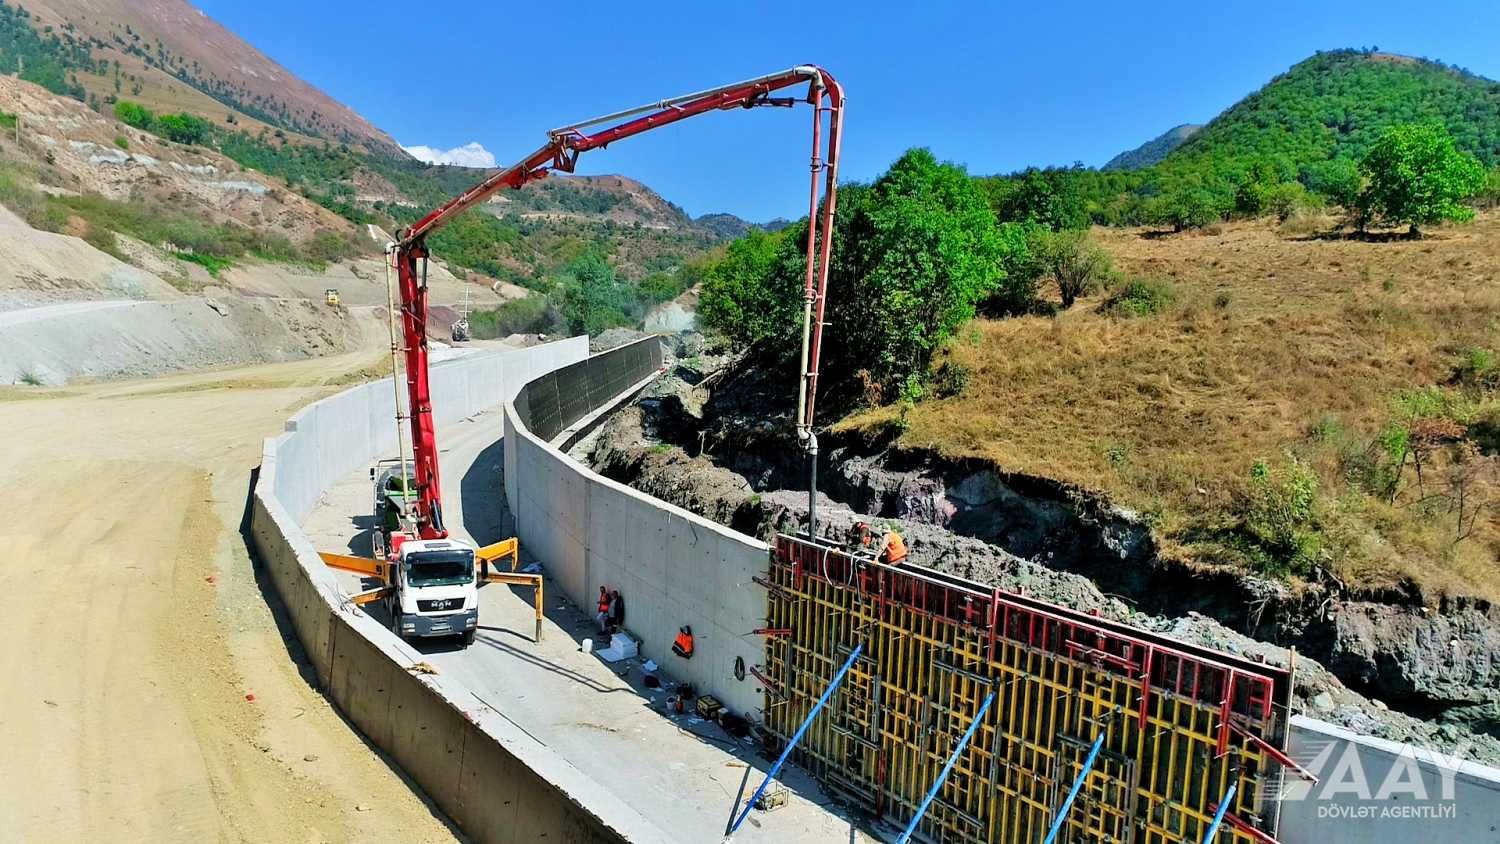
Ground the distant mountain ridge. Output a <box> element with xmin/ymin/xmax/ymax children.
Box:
<box><xmin>1102</xmin><ymin>123</ymin><xmax>1202</xmax><ymax>171</ymax></box>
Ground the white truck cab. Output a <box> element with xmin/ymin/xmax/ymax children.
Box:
<box><xmin>385</xmin><ymin>538</ymin><xmax>480</xmax><ymax>646</ymax></box>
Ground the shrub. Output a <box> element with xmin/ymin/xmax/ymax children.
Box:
<box><xmin>113</xmin><ymin>100</ymin><xmax>154</xmax><ymax>131</ymax></box>
<box><xmin>1030</xmin><ymin>228</ymin><xmax>1112</xmax><ymax>309</ymax></box>
<box><xmin>1242</xmin><ymin>459</ymin><xmax>1324</xmax><ymax>576</ymax></box>
<box><xmin>82</xmin><ymin>221</ymin><xmax>119</xmax><ymax>257</ymax></box>
<box><xmin>931</xmin><ymin>361</ymin><xmax>970</xmax><ymax>398</ymax></box>
<box><xmin>155</xmin><ymin>112</ymin><xmax>211</xmax><ymax>145</ymax></box>
<box><xmin>179</xmin><ymin>251</ymin><xmax>233</xmax><ymax>276</ymax></box>
<box><xmin>113</xmin><ymin>135</ymin><xmax>128</xmax><ymax>150</ymax></box>
<box><xmin>1103</xmin><ymin>277</ymin><xmax>1176</xmax><ymax>318</ymax></box>
<box><xmin>1454</xmin><ymin>347</ymin><xmax>1500</xmax><ymax>391</ymax></box>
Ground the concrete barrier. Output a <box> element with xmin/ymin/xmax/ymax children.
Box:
<box><xmin>250</xmin><ymin>339</ymin><xmax>674</xmax><ymax>844</ymax></box>
<box><xmin>1276</xmin><ymin>715</ymin><xmax>1500</xmax><ymax>842</ymax></box>
<box><xmin>505</xmin><ymin>337</ymin><xmax>767</xmax><ymax>719</ymax></box>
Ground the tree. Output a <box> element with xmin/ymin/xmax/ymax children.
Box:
<box><xmin>700</xmin><ymin>148</ymin><xmax>1013</xmax><ymax>404</ymax></box>
<box><xmin>558</xmin><ymin>254</ymin><xmax>627</xmax><ymax>336</ymax></box>
<box><xmin>1358</xmin><ymin>123</ymin><xmax>1487</xmax><ymax>236</ymax></box>
<box><xmin>1031</xmin><ymin>229</ymin><xmax>1112</xmax><ymax>308</ymax></box>
<box><xmin>695</xmin><ymin>229</ymin><xmax>789</xmax><ymax>344</ymax></box>
<box><xmin>984</xmin><ymin>167</ymin><xmax>1091</xmax><ymax>230</ymax></box>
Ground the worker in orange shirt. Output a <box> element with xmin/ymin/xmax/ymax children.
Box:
<box><xmin>879</xmin><ymin>530</ymin><xmax>908</xmax><ymax>566</ymax></box>
<box><xmin>595</xmin><ymin>586</ymin><xmax>612</xmax><ymax>633</ymax></box>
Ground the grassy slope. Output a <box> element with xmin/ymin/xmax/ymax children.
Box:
<box><xmin>840</xmin><ymin>214</ymin><xmax>1500</xmax><ymax>602</ymax></box>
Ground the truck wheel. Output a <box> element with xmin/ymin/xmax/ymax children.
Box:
<box><xmin>461</xmin><ymin>629</ymin><xmax>476</xmax><ymax>647</ymax></box>
<box><xmin>390</xmin><ymin>609</ymin><xmax>404</xmax><ymax>638</ymax></box>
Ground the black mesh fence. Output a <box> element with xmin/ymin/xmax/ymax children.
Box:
<box><xmin>515</xmin><ymin>337</ymin><xmax>662</xmax><ymax>442</ymax></box>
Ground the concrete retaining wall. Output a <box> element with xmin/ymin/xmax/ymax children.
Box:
<box><xmin>250</xmin><ymin>339</ymin><xmax>674</xmax><ymax>844</ymax></box>
<box><xmin>505</xmin><ymin>337</ymin><xmax>769</xmax><ymax>719</ymax></box>
<box><xmin>1277</xmin><ymin>715</ymin><xmax>1500</xmax><ymax>843</ymax></box>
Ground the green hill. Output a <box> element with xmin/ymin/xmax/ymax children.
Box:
<box><xmin>1169</xmin><ymin>50</ymin><xmax>1500</xmax><ymax>171</ymax></box>
<box><xmin>985</xmin><ymin>49</ymin><xmax>1500</xmax><ymax>226</ymax></box>
<box><xmin>1102</xmin><ymin>123</ymin><xmax>1202</xmax><ymax>171</ymax></box>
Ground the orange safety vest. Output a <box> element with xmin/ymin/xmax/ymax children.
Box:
<box><xmin>883</xmin><ymin>532</ymin><xmax>908</xmax><ymax>565</ymax></box>
<box><xmin>672</xmin><ymin>626</ymin><xmax>695</xmax><ymax>659</ymax></box>
<box><xmin>597</xmin><ymin>593</ymin><xmax>611</xmax><ymax>614</ymax></box>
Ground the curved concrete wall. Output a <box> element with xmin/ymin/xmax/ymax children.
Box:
<box><xmin>504</xmin><ymin>337</ymin><xmax>769</xmax><ymax>719</ymax></box>
<box><xmin>250</xmin><ymin>339</ymin><xmax>674</xmax><ymax>844</ymax></box>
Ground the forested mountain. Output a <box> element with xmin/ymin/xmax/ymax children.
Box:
<box><xmin>985</xmin><ymin>49</ymin><xmax>1500</xmax><ymax>227</ymax></box>
<box><xmin>1172</xmin><ymin>50</ymin><xmax>1500</xmax><ymax>169</ymax></box>
<box><xmin>1102</xmin><ymin>124</ymin><xmax>1201</xmax><ymax>170</ymax></box>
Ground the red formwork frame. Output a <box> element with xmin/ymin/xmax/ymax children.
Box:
<box><xmin>772</xmin><ymin>534</ymin><xmax>1293</xmax><ymax>768</ymax></box>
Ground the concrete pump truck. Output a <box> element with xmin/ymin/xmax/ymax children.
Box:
<box><xmin>319</xmin><ymin>65</ymin><xmax>845</xmax><ymax>648</ymax></box>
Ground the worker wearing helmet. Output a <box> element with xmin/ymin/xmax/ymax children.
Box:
<box><xmin>879</xmin><ymin>530</ymin><xmax>908</xmax><ymax>566</ymax></box>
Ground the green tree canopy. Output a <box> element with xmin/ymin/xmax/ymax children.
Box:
<box><xmin>1358</xmin><ymin>123</ymin><xmax>1488</xmax><ymax>235</ymax></box>
<box><xmin>701</xmin><ymin>148</ymin><xmax>1012</xmax><ymax>404</ymax></box>
<box><xmin>695</xmin><ymin>229</ymin><xmax>789</xmax><ymax>344</ymax></box>
<box><xmin>558</xmin><ymin>253</ymin><xmax>628</xmax><ymax>336</ymax></box>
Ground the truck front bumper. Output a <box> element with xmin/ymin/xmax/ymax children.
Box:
<box><xmin>400</xmin><ymin>608</ymin><xmax>478</xmax><ymax>638</ymax></box>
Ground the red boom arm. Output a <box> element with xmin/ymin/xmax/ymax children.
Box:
<box><xmin>391</xmin><ymin>65</ymin><xmax>844</xmax><ymax>539</ymax></box>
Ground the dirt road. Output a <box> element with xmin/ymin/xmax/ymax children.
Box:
<box><xmin>0</xmin><ymin>352</ymin><xmax>461</xmax><ymax>842</ymax></box>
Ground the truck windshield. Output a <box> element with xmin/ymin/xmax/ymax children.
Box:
<box><xmin>406</xmin><ymin>551</ymin><xmax>473</xmax><ymax>587</ymax></box>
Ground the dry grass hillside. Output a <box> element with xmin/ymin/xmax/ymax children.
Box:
<box><xmin>21</xmin><ymin>0</ymin><xmax>400</xmax><ymax>152</ymax></box>
<box><xmin>0</xmin><ymin>75</ymin><xmax>353</xmax><ymax>241</ymax></box>
<box><xmin>843</xmin><ymin>214</ymin><xmax>1500</xmax><ymax>603</ymax></box>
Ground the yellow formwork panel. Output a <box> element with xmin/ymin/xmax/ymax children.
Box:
<box><xmin>762</xmin><ymin>536</ymin><xmax>1290</xmax><ymax>844</ymax></box>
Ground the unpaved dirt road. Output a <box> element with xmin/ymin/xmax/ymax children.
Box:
<box><xmin>0</xmin><ymin>352</ymin><xmax>461</xmax><ymax>843</ymax></box>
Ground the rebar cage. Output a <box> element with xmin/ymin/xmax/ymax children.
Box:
<box><xmin>762</xmin><ymin>535</ymin><xmax>1293</xmax><ymax>843</ymax></box>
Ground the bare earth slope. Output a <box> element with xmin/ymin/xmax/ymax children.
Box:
<box><xmin>22</xmin><ymin>0</ymin><xmax>401</xmax><ymax>153</ymax></box>
<box><xmin>0</xmin><ymin>353</ymin><xmax>457</xmax><ymax>843</ymax></box>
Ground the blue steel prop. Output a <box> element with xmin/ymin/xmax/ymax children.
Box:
<box><xmin>896</xmin><ymin>690</ymin><xmax>997</xmax><ymax>844</ymax></box>
<box><xmin>1043</xmin><ymin>731</ymin><xmax>1107</xmax><ymax>844</ymax></box>
<box><xmin>727</xmin><ymin>642</ymin><xmax>865</xmax><ymax>836</ymax></box>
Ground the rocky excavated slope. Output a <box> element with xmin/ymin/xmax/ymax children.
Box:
<box><xmin>576</xmin><ymin>335</ymin><xmax>1500</xmax><ymax>765</ymax></box>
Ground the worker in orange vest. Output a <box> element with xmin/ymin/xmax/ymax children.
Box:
<box><xmin>880</xmin><ymin>531</ymin><xmax>908</xmax><ymax>566</ymax></box>
<box><xmin>672</xmin><ymin>625</ymin><xmax>695</xmax><ymax>659</ymax></box>
<box><xmin>595</xmin><ymin>586</ymin><xmax>611</xmax><ymax>633</ymax></box>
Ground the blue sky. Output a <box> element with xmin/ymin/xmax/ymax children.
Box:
<box><xmin>196</xmin><ymin>0</ymin><xmax>1500</xmax><ymax>222</ymax></box>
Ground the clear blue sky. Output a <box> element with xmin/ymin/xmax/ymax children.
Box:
<box><xmin>196</xmin><ymin>0</ymin><xmax>1500</xmax><ymax>222</ymax></box>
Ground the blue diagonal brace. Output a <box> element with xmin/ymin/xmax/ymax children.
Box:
<box><xmin>1043</xmin><ymin>731</ymin><xmax>1106</xmax><ymax>844</ymax></box>
<box><xmin>896</xmin><ymin>690</ymin><xmax>996</xmax><ymax>844</ymax></box>
<box><xmin>726</xmin><ymin>642</ymin><xmax>864</xmax><ymax>837</ymax></box>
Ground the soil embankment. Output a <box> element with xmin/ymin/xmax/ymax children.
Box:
<box><xmin>0</xmin><ymin>353</ymin><xmax>460</xmax><ymax>841</ymax></box>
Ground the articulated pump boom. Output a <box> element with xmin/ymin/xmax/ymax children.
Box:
<box><xmin>391</xmin><ymin>65</ymin><xmax>845</xmax><ymax>541</ymax></box>
<box><xmin>323</xmin><ymin>67</ymin><xmax>844</xmax><ymax>647</ymax></box>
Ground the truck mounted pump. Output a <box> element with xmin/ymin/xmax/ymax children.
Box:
<box><xmin>321</xmin><ymin>65</ymin><xmax>845</xmax><ymax>646</ymax></box>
